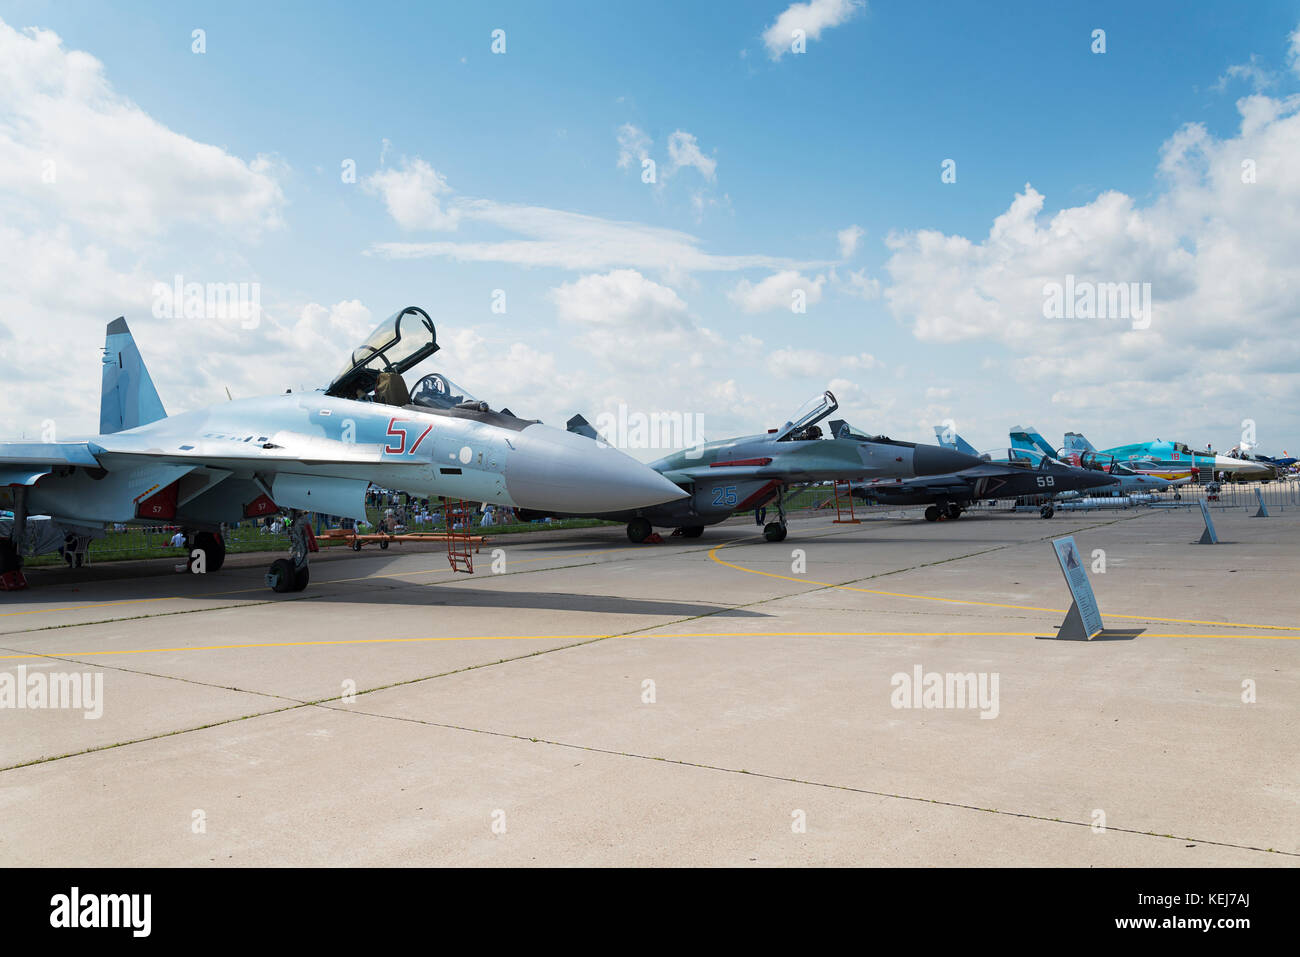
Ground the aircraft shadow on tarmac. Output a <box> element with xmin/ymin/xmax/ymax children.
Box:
<box><xmin>9</xmin><ymin>565</ymin><xmax>768</xmax><ymax>621</ymax></box>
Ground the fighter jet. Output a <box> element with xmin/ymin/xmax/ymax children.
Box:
<box><xmin>851</xmin><ymin>427</ymin><xmax>1119</xmax><ymax>519</ymax></box>
<box><xmin>0</xmin><ymin>307</ymin><xmax>686</xmax><ymax>593</ymax></box>
<box><xmin>1010</xmin><ymin>426</ymin><xmax>1187</xmax><ymax>495</ymax></box>
<box><xmin>515</xmin><ymin>391</ymin><xmax>981</xmax><ymax>542</ymax></box>
<box><xmin>1062</xmin><ymin>433</ymin><xmax>1271</xmax><ymax>482</ymax></box>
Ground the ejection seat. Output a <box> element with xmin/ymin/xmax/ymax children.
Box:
<box><xmin>374</xmin><ymin>371</ymin><xmax>411</xmax><ymax>406</ymax></box>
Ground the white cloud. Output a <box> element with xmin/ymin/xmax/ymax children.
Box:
<box><xmin>0</xmin><ymin>20</ymin><xmax>285</xmax><ymax>244</ymax></box>
<box><xmin>1289</xmin><ymin>24</ymin><xmax>1300</xmax><ymax>78</ymax></box>
<box><xmin>666</xmin><ymin>130</ymin><xmax>717</xmax><ymax>181</ymax></box>
<box><xmin>550</xmin><ymin>269</ymin><xmax>689</xmax><ymax>327</ymax></box>
<box><xmin>762</xmin><ymin>0</ymin><xmax>864</xmax><ymax>61</ymax></box>
<box><xmin>374</xmin><ymin>197</ymin><xmax>826</xmax><ymax>276</ymax></box>
<box><xmin>841</xmin><ymin>268</ymin><xmax>881</xmax><ymax>299</ymax></box>
<box><xmin>766</xmin><ymin>347</ymin><xmax>879</xmax><ymax>379</ymax></box>
<box><xmin>728</xmin><ymin>270</ymin><xmax>826</xmax><ymax>313</ymax></box>
<box><xmin>616</xmin><ymin>123</ymin><xmax>651</xmax><ymax>171</ymax></box>
<box><xmin>837</xmin><ymin>224</ymin><xmax>864</xmax><ymax>257</ymax></box>
<box><xmin>363</xmin><ymin>157</ymin><xmax>460</xmax><ymax>231</ymax></box>
<box><xmin>1213</xmin><ymin>54</ymin><xmax>1277</xmax><ymax>93</ymax></box>
<box><xmin>882</xmin><ymin>87</ymin><xmax>1300</xmax><ymax>435</ymax></box>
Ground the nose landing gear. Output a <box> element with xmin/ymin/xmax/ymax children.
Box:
<box><xmin>266</xmin><ymin>512</ymin><xmax>315</xmax><ymax>592</ymax></box>
<box><xmin>759</xmin><ymin>487</ymin><xmax>788</xmax><ymax>542</ymax></box>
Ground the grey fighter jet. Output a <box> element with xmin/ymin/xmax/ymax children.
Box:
<box><xmin>0</xmin><ymin>307</ymin><xmax>686</xmax><ymax>593</ymax></box>
<box><xmin>516</xmin><ymin>392</ymin><xmax>981</xmax><ymax>542</ymax></box>
<box><xmin>852</xmin><ymin>426</ymin><xmax>1119</xmax><ymax>519</ymax></box>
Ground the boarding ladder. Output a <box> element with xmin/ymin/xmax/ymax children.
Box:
<box><xmin>831</xmin><ymin>480</ymin><xmax>860</xmax><ymax>524</ymax></box>
<box><xmin>445</xmin><ymin>500</ymin><xmax>476</xmax><ymax>573</ymax></box>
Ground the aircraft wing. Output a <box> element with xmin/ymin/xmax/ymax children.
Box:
<box><xmin>0</xmin><ymin>442</ymin><xmax>104</xmax><ymax>486</ymax></box>
<box><xmin>0</xmin><ymin>433</ymin><xmax>388</xmax><ymax>523</ymax></box>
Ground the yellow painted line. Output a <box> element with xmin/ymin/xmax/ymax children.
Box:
<box><xmin>0</xmin><ymin>629</ymin><xmax>1293</xmax><ymax>661</ymax></box>
<box><xmin>707</xmin><ymin>541</ymin><xmax>1300</xmax><ymax>633</ymax></box>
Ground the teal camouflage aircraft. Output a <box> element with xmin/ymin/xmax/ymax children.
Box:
<box><xmin>0</xmin><ymin>307</ymin><xmax>686</xmax><ymax>593</ymax></box>
<box><xmin>517</xmin><ymin>391</ymin><xmax>981</xmax><ymax>542</ymax></box>
<box><xmin>1061</xmin><ymin>433</ymin><xmax>1271</xmax><ymax>482</ymax></box>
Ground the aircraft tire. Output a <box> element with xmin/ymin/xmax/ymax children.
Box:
<box><xmin>194</xmin><ymin>532</ymin><xmax>225</xmax><ymax>572</ymax></box>
<box><xmin>292</xmin><ymin>565</ymin><xmax>310</xmax><ymax>592</ymax></box>
<box><xmin>680</xmin><ymin>526</ymin><xmax>705</xmax><ymax>539</ymax></box>
<box><xmin>763</xmin><ymin>522</ymin><xmax>787</xmax><ymax>542</ymax></box>
<box><xmin>1040</xmin><ymin>504</ymin><xmax>1055</xmax><ymax>519</ymax></box>
<box><xmin>0</xmin><ymin>540</ymin><xmax>19</xmax><ymax>573</ymax></box>
<box><xmin>627</xmin><ymin>518</ymin><xmax>653</xmax><ymax>544</ymax></box>
<box><xmin>267</xmin><ymin>558</ymin><xmax>296</xmax><ymax>593</ymax></box>
<box><xmin>924</xmin><ymin>505</ymin><xmax>940</xmax><ymax>522</ymax></box>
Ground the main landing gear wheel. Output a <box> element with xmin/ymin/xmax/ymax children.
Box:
<box><xmin>627</xmin><ymin>517</ymin><xmax>653</xmax><ymax>544</ymax></box>
<box><xmin>1040</xmin><ymin>504</ymin><xmax>1055</xmax><ymax>519</ymax></box>
<box><xmin>924</xmin><ymin>505</ymin><xmax>941</xmax><ymax>522</ymax></box>
<box><xmin>192</xmin><ymin>531</ymin><xmax>225</xmax><ymax>572</ymax></box>
<box><xmin>266</xmin><ymin>511</ymin><xmax>313</xmax><ymax>593</ymax></box>
<box><xmin>763</xmin><ymin>522</ymin><xmax>787</xmax><ymax>542</ymax></box>
<box><xmin>679</xmin><ymin>525</ymin><xmax>705</xmax><ymax>539</ymax></box>
<box><xmin>944</xmin><ymin>505</ymin><xmax>963</xmax><ymax>519</ymax></box>
<box><xmin>267</xmin><ymin>558</ymin><xmax>297</xmax><ymax>593</ymax></box>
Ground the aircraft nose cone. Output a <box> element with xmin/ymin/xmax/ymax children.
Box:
<box><xmin>504</xmin><ymin>425</ymin><xmax>688</xmax><ymax>513</ymax></box>
<box><xmin>912</xmin><ymin>444</ymin><xmax>981</xmax><ymax>476</ymax></box>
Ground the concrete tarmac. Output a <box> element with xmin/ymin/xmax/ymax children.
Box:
<box><xmin>0</xmin><ymin>504</ymin><xmax>1296</xmax><ymax>866</ymax></box>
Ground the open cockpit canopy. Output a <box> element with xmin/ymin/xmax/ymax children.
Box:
<box><xmin>325</xmin><ymin>306</ymin><xmax>440</xmax><ymax>399</ymax></box>
<box><xmin>775</xmin><ymin>391</ymin><xmax>838</xmax><ymax>441</ymax></box>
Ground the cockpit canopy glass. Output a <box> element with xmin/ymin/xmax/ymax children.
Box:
<box><xmin>410</xmin><ymin>372</ymin><xmax>481</xmax><ymax>411</ymax></box>
<box><xmin>981</xmin><ymin>448</ymin><xmax>1064</xmax><ymax>469</ymax></box>
<box><xmin>776</xmin><ymin>391</ymin><xmax>839</xmax><ymax>441</ymax></box>
<box><xmin>326</xmin><ymin>306</ymin><xmax>439</xmax><ymax>398</ymax></box>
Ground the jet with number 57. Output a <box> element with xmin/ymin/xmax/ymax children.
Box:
<box><xmin>0</xmin><ymin>306</ymin><xmax>687</xmax><ymax>593</ymax></box>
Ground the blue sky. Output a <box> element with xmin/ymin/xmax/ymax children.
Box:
<box><xmin>2</xmin><ymin>0</ymin><xmax>1299</xmax><ymax>457</ymax></box>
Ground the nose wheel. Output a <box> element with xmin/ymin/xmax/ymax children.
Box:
<box><xmin>757</xmin><ymin>485</ymin><xmax>789</xmax><ymax>541</ymax></box>
<box><xmin>627</xmin><ymin>517</ymin><xmax>653</xmax><ymax>543</ymax></box>
<box><xmin>266</xmin><ymin>511</ymin><xmax>314</xmax><ymax>592</ymax></box>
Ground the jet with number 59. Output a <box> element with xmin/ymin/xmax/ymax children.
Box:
<box><xmin>852</xmin><ymin>427</ymin><xmax>1119</xmax><ymax>520</ymax></box>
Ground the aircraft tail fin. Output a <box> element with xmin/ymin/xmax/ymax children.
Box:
<box><xmin>933</xmin><ymin>425</ymin><xmax>979</xmax><ymax>457</ymax></box>
<box><xmin>1063</xmin><ymin>431</ymin><xmax>1096</xmax><ymax>453</ymax></box>
<box><xmin>1010</xmin><ymin>425</ymin><xmax>1055</xmax><ymax>457</ymax></box>
<box><xmin>566</xmin><ymin>413</ymin><xmax>599</xmax><ymax>440</ymax></box>
<box><xmin>101</xmin><ymin>317</ymin><xmax>167</xmax><ymax>435</ymax></box>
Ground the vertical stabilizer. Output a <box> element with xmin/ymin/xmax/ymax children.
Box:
<box><xmin>101</xmin><ymin>317</ymin><xmax>167</xmax><ymax>434</ymax></box>
<box><xmin>1010</xmin><ymin>425</ymin><xmax>1055</xmax><ymax>457</ymax></box>
<box><xmin>1063</xmin><ymin>432</ymin><xmax>1096</xmax><ymax>454</ymax></box>
<box><xmin>933</xmin><ymin>425</ymin><xmax>980</xmax><ymax>457</ymax></box>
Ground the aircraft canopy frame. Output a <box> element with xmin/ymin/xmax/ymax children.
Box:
<box><xmin>325</xmin><ymin>306</ymin><xmax>440</xmax><ymax>399</ymax></box>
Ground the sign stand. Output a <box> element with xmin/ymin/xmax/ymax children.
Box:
<box><xmin>1252</xmin><ymin>488</ymin><xmax>1269</xmax><ymax>518</ymax></box>
<box><xmin>1196</xmin><ymin>500</ymin><xmax>1219</xmax><ymax>543</ymax></box>
<box><xmin>1037</xmin><ymin>535</ymin><xmax>1141</xmax><ymax>641</ymax></box>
